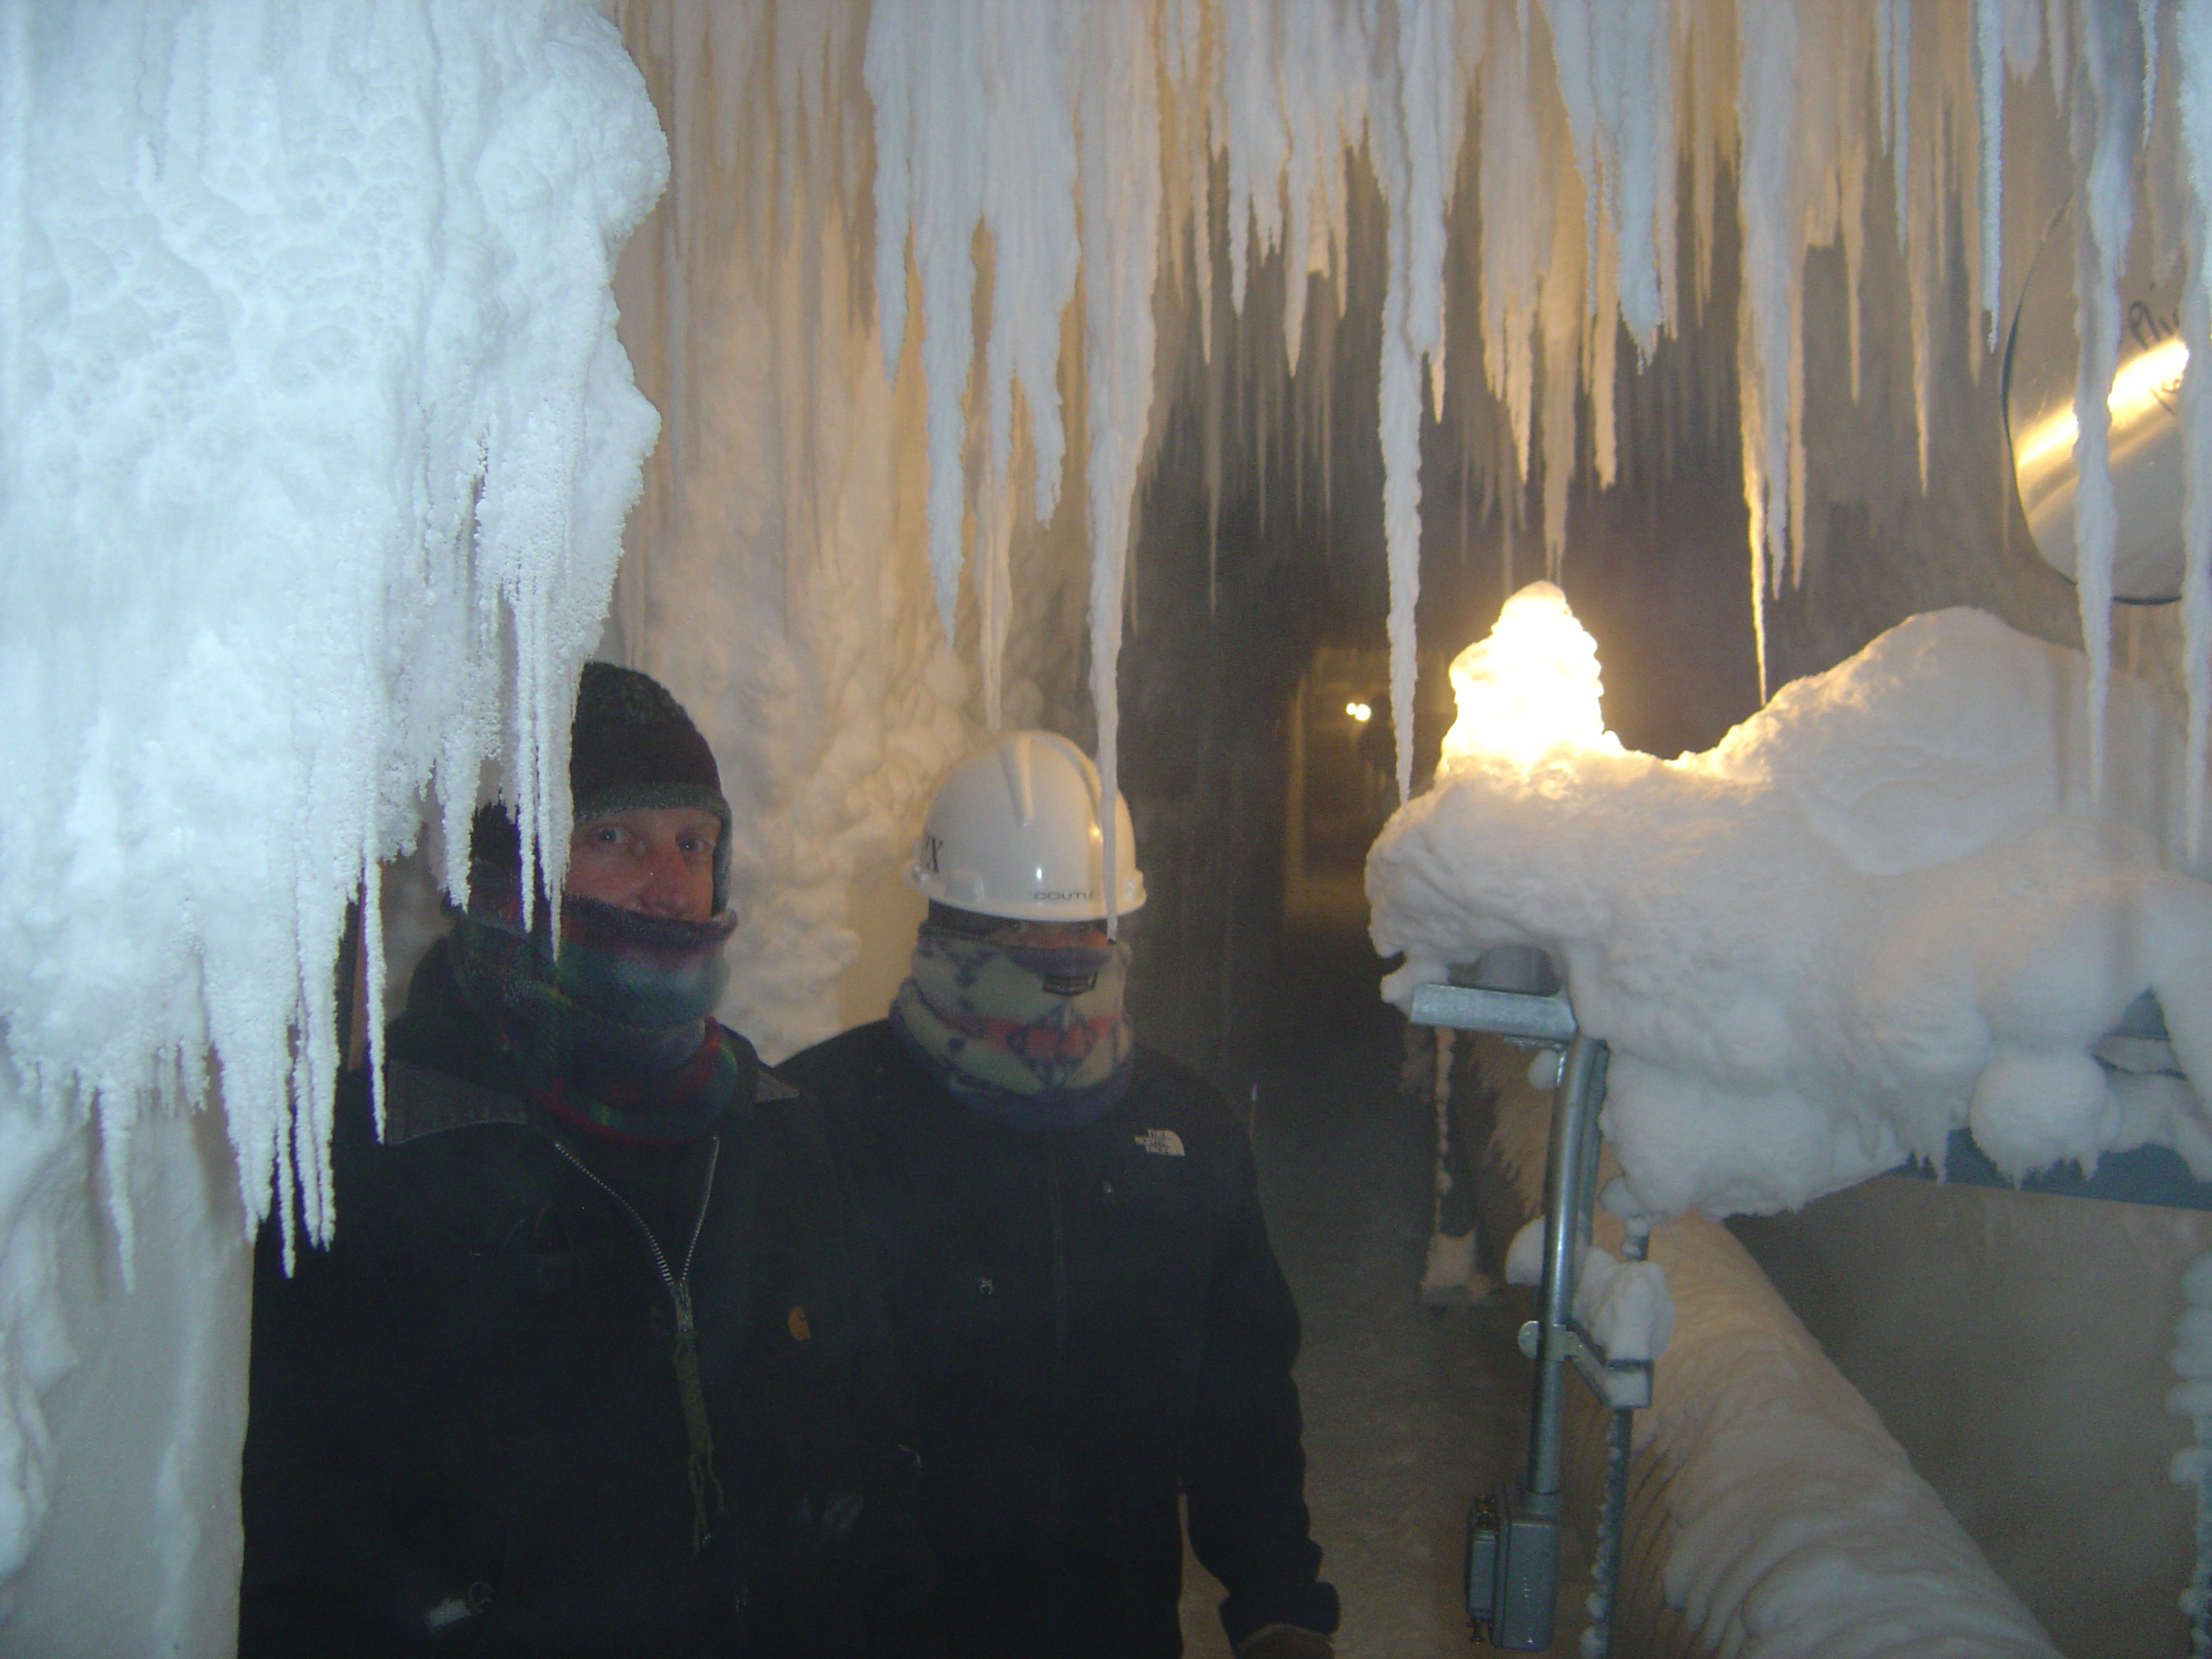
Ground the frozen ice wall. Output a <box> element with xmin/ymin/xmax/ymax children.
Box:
<box><xmin>1371</xmin><ymin>587</ymin><xmax>2212</xmax><ymax>1218</ymax></box>
<box><xmin>605</xmin><ymin>3</ymin><xmax>1033</xmax><ymax>1060</ymax></box>
<box><xmin>0</xmin><ymin>3</ymin><xmax>665</xmax><ymax>1644</ymax></box>
<box><xmin>589</xmin><ymin>1</ymin><xmax>2212</xmax><ymax>1061</ymax></box>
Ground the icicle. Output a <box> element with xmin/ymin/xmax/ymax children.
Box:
<box><xmin>868</xmin><ymin>2</ymin><xmax>984</xmax><ymax>648</ymax></box>
<box><xmin>1977</xmin><ymin>0</ymin><xmax>2006</xmax><ymax>348</ymax></box>
<box><xmin>2070</xmin><ymin>2</ymin><xmax>2147</xmax><ymax>804</ymax></box>
<box><xmin>1608</xmin><ymin>0</ymin><xmax>1674</xmax><ymax>358</ymax></box>
<box><xmin>1478</xmin><ymin>4</ymin><xmax>1545</xmax><ymax>499</ymax></box>
<box><xmin>1890</xmin><ymin>0</ymin><xmax>1913</xmax><ymax>259</ymax></box>
<box><xmin>1876</xmin><ymin>0</ymin><xmax>1896</xmax><ymax>155</ymax></box>
<box><xmin>1589</xmin><ymin>201</ymin><xmax>1621</xmax><ymax>493</ymax></box>
<box><xmin>1376</xmin><ymin>0</ymin><xmax>1469</xmax><ymax>804</ymax></box>
<box><xmin>1079</xmin><ymin>0</ymin><xmax>1163</xmax><ymax>934</ymax></box>
<box><xmin>2142</xmin><ymin>0</ymin><xmax>2163</xmax><ymax>148</ymax></box>
<box><xmin>1843</xmin><ymin>114</ymin><xmax>1868</xmax><ymax>405</ymax></box>
<box><xmin>2</xmin><ymin>3</ymin><xmax>666</xmax><ymax>1263</ymax></box>
<box><xmin>984</xmin><ymin>5</ymin><xmax>1080</xmax><ymax>533</ymax></box>
<box><xmin>1735</xmin><ymin>0</ymin><xmax>1798</xmax><ymax>678</ymax></box>
<box><xmin>1540</xmin><ymin>0</ymin><xmax>1603</xmax><ymax>323</ymax></box>
<box><xmin>867</xmin><ymin>3</ymin><xmax>917</xmax><ymax>384</ymax></box>
<box><xmin>2178</xmin><ymin>4</ymin><xmax>2212</xmax><ymax>857</ymax></box>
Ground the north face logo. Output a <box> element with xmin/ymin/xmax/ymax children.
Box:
<box><xmin>1135</xmin><ymin>1128</ymin><xmax>1185</xmax><ymax>1157</ymax></box>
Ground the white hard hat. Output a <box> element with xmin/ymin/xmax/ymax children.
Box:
<box><xmin>905</xmin><ymin>731</ymin><xmax>1146</xmax><ymax>922</ymax></box>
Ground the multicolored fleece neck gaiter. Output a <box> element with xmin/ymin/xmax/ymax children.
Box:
<box><xmin>446</xmin><ymin>881</ymin><xmax>742</xmax><ymax>1144</ymax></box>
<box><xmin>889</xmin><ymin>923</ymin><xmax>1135</xmax><ymax>1130</ymax></box>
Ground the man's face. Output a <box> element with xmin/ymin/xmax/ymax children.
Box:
<box><xmin>565</xmin><ymin>806</ymin><xmax>720</xmax><ymax>923</ymax></box>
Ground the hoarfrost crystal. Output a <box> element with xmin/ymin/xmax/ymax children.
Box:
<box><xmin>0</xmin><ymin>3</ymin><xmax>666</xmax><ymax>1248</ymax></box>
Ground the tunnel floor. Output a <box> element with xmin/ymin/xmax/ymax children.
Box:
<box><xmin>1173</xmin><ymin>924</ymin><xmax>1592</xmax><ymax>1658</ymax></box>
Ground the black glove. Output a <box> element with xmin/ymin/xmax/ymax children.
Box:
<box><xmin>1234</xmin><ymin>1625</ymin><xmax>1335</xmax><ymax>1659</ymax></box>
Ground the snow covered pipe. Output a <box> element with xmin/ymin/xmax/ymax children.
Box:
<box><xmin>1476</xmin><ymin>1067</ymin><xmax>2059</xmax><ymax>1658</ymax></box>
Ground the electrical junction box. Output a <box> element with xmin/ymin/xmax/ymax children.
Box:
<box><xmin>1465</xmin><ymin>1483</ymin><xmax>1559</xmax><ymax>1650</ymax></box>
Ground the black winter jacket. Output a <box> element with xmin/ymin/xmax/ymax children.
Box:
<box><xmin>778</xmin><ymin>1022</ymin><xmax>1337</xmax><ymax>1658</ymax></box>
<box><xmin>239</xmin><ymin>944</ymin><xmax>930</xmax><ymax>1659</ymax></box>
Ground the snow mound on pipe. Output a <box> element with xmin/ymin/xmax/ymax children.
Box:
<box><xmin>1371</xmin><ymin>592</ymin><xmax>2212</xmax><ymax>1218</ymax></box>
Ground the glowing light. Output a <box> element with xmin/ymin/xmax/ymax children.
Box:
<box><xmin>1347</xmin><ymin>701</ymin><xmax>1373</xmax><ymax>722</ymax></box>
<box><xmin>1439</xmin><ymin>581</ymin><xmax>1623</xmax><ymax>768</ymax></box>
<box><xmin>2012</xmin><ymin>338</ymin><xmax>2190</xmax><ymax>478</ymax></box>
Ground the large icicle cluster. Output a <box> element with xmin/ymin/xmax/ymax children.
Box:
<box><xmin>0</xmin><ymin>1</ymin><xmax>666</xmax><ymax>1270</ymax></box>
<box><xmin>604</xmin><ymin>1</ymin><xmax>990</xmax><ymax>1060</ymax></box>
<box><xmin>830</xmin><ymin>0</ymin><xmax>2212</xmax><ymax>840</ymax></box>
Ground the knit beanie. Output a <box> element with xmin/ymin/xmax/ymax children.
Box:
<box><xmin>472</xmin><ymin>662</ymin><xmax>735</xmax><ymax>911</ymax></box>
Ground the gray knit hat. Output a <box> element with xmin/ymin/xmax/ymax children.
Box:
<box><xmin>473</xmin><ymin>663</ymin><xmax>734</xmax><ymax>911</ymax></box>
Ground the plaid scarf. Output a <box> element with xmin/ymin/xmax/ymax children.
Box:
<box><xmin>890</xmin><ymin>924</ymin><xmax>1135</xmax><ymax>1130</ymax></box>
<box><xmin>446</xmin><ymin>879</ymin><xmax>742</xmax><ymax>1144</ymax></box>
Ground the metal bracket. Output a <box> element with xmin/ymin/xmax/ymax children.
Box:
<box><xmin>1409</xmin><ymin>980</ymin><xmax>1577</xmax><ymax>1047</ymax></box>
<box><xmin>1517</xmin><ymin>1318</ymin><xmax>1654</xmax><ymax>1412</ymax></box>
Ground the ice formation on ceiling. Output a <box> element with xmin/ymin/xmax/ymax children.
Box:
<box><xmin>1369</xmin><ymin>586</ymin><xmax>2212</xmax><ymax>1218</ymax></box>
<box><xmin>0</xmin><ymin>1</ymin><xmax>667</xmax><ymax>1256</ymax></box>
<box><xmin>814</xmin><ymin>0</ymin><xmax>2212</xmax><ymax>844</ymax></box>
<box><xmin>601</xmin><ymin>0</ymin><xmax>992</xmax><ymax>1062</ymax></box>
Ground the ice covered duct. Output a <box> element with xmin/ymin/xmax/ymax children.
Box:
<box><xmin>1371</xmin><ymin>606</ymin><xmax>2212</xmax><ymax>1219</ymax></box>
<box><xmin>1437</xmin><ymin>582</ymin><xmax>1624</xmax><ymax>769</ymax></box>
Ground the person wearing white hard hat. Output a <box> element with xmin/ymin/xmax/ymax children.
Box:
<box><xmin>782</xmin><ymin>731</ymin><xmax>1338</xmax><ymax>1659</ymax></box>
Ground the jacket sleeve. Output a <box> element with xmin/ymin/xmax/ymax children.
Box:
<box><xmin>1181</xmin><ymin>1132</ymin><xmax>1341</xmax><ymax>1648</ymax></box>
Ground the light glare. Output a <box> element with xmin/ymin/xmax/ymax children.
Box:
<box><xmin>2012</xmin><ymin>338</ymin><xmax>2189</xmax><ymax>476</ymax></box>
<box><xmin>1440</xmin><ymin>581</ymin><xmax>1622</xmax><ymax>768</ymax></box>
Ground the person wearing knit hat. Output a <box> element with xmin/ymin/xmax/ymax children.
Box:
<box><xmin>241</xmin><ymin>663</ymin><xmax>931</xmax><ymax>1658</ymax></box>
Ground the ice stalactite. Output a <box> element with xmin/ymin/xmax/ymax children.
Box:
<box><xmin>1473</xmin><ymin>4</ymin><xmax>1544</xmax><ymax>531</ymax></box>
<box><xmin>870</xmin><ymin>1</ymin><xmax>1086</xmax><ymax>732</ymax></box>
<box><xmin>1374</xmin><ymin>0</ymin><xmax>1472</xmax><ymax>803</ymax></box>
<box><xmin>1079</xmin><ymin>0</ymin><xmax>1166</xmax><ymax>929</ymax></box>
<box><xmin>1734</xmin><ymin>0</ymin><xmax>1800</xmax><ymax>700</ymax></box>
<box><xmin>867</xmin><ymin>2</ymin><xmax>984</xmax><ymax>653</ymax></box>
<box><xmin>0</xmin><ymin>0</ymin><xmax>663</xmax><ymax>1259</ymax></box>
<box><xmin>1980</xmin><ymin>0</ymin><xmax>2009</xmax><ymax>349</ymax></box>
<box><xmin>845</xmin><ymin>3</ymin><xmax>2211</xmax><ymax>820</ymax></box>
<box><xmin>2070</xmin><ymin>3</ymin><xmax>2147</xmax><ymax>803</ymax></box>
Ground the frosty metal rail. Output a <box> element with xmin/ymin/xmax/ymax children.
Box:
<box><xmin>1410</xmin><ymin>949</ymin><xmax>1647</xmax><ymax>1655</ymax></box>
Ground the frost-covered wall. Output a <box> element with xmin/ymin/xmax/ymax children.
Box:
<box><xmin>0</xmin><ymin>2</ymin><xmax>665</xmax><ymax>1643</ymax></box>
<box><xmin>591</xmin><ymin>0</ymin><xmax>2212</xmax><ymax>885</ymax></box>
<box><xmin>594</xmin><ymin>0</ymin><xmax>2212</xmax><ymax>1058</ymax></box>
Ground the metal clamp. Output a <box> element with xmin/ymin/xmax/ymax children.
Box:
<box><xmin>1517</xmin><ymin>1318</ymin><xmax>1654</xmax><ymax>1412</ymax></box>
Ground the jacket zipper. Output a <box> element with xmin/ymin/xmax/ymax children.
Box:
<box><xmin>550</xmin><ymin>1135</ymin><xmax>726</xmax><ymax>1551</ymax></box>
<box><xmin>550</xmin><ymin>1135</ymin><xmax>721</xmax><ymax>1333</ymax></box>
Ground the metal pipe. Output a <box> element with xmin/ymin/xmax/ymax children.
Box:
<box><xmin>1526</xmin><ymin>1033</ymin><xmax>1608</xmax><ymax>1500</ymax></box>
